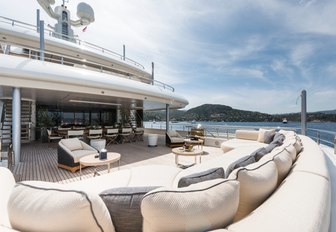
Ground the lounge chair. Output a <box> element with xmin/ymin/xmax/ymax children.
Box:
<box><xmin>67</xmin><ymin>130</ymin><xmax>84</xmax><ymax>140</ymax></box>
<box><xmin>87</xmin><ymin>129</ymin><xmax>103</xmax><ymax>140</ymax></box>
<box><xmin>57</xmin><ymin>138</ymin><xmax>98</xmax><ymax>172</ymax></box>
<box><xmin>119</xmin><ymin>128</ymin><xmax>133</xmax><ymax>143</ymax></box>
<box><xmin>105</xmin><ymin>128</ymin><xmax>119</xmax><ymax>146</ymax></box>
<box><xmin>47</xmin><ymin>129</ymin><xmax>63</xmax><ymax>143</ymax></box>
<box><xmin>166</xmin><ymin>130</ymin><xmax>185</xmax><ymax>147</ymax></box>
<box><xmin>134</xmin><ymin>127</ymin><xmax>144</xmax><ymax>141</ymax></box>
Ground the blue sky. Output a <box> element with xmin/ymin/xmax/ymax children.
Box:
<box><xmin>2</xmin><ymin>0</ymin><xmax>336</xmax><ymax>113</ymax></box>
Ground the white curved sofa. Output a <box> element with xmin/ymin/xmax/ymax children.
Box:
<box><xmin>0</xmin><ymin>129</ymin><xmax>331</xmax><ymax>232</ymax></box>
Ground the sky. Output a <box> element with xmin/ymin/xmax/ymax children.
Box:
<box><xmin>2</xmin><ymin>0</ymin><xmax>336</xmax><ymax>114</ymax></box>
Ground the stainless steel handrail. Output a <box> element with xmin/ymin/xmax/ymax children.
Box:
<box><xmin>0</xmin><ymin>17</ymin><xmax>176</xmax><ymax>92</ymax></box>
<box><xmin>0</xmin><ymin>16</ymin><xmax>144</xmax><ymax>69</ymax></box>
<box><xmin>146</xmin><ymin>122</ymin><xmax>335</xmax><ymax>149</ymax></box>
<box><xmin>5</xmin><ymin>44</ymin><xmax>175</xmax><ymax>91</ymax></box>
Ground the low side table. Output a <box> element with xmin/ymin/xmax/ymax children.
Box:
<box><xmin>79</xmin><ymin>152</ymin><xmax>121</xmax><ymax>179</ymax></box>
<box><xmin>172</xmin><ymin>147</ymin><xmax>203</xmax><ymax>167</ymax></box>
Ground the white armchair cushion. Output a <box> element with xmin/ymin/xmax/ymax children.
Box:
<box><xmin>8</xmin><ymin>181</ymin><xmax>114</xmax><ymax>232</ymax></box>
<box><xmin>141</xmin><ymin>179</ymin><xmax>240</xmax><ymax>232</ymax></box>
<box><xmin>72</xmin><ymin>150</ymin><xmax>97</xmax><ymax>163</ymax></box>
<box><xmin>60</xmin><ymin>138</ymin><xmax>83</xmax><ymax>151</ymax></box>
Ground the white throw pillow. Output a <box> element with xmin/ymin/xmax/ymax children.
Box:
<box><xmin>257</xmin><ymin>129</ymin><xmax>275</xmax><ymax>143</ymax></box>
<box><xmin>228</xmin><ymin>160</ymin><xmax>278</xmax><ymax>222</ymax></box>
<box><xmin>141</xmin><ymin>179</ymin><xmax>240</xmax><ymax>232</ymax></box>
<box><xmin>8</xmin><ymin>181</ymin><xmax>114</xmax><ymax>232</ymax></box>
<box><xmin>60</xmin><ymin>138</ymin><xmax>83</xmax><ymax>151</ymax></box>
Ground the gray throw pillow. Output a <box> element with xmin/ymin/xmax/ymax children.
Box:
<box><xmin>178</xmin><ymin>168</ymin><xmax>225</xmax><ymax>188</ymax></box>
<box><xmin>271</xmin><ymin>133</ymin><xmax>285</xmax><ymax>145</ymax></box>
<box><xmin>264</xmin><ymin>130</ymin><xmax>276</xmax><ymax>144</ymax></box>
<box><xmin>99</xmin><ymin>186</ymin><xmax>159</xmax><ymax>232</ymax></box>
<box><xmin>226</xmin><ymin>155</ymin><xmax>256</xmax><ymax>177</ymax></box>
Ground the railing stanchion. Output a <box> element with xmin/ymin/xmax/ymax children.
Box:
<box><xmin>334</xmin><ymin>136</ymin><xmax>336</xmax><ymax>154</ymax></box>
<box><xmin>317</xmin><ymin>132</ymin><xmax>320</xmax><ymax>145</ymax></box>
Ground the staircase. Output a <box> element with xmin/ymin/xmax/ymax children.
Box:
<box><xmin>1</xmin><ymin>99</ymin><xmax>32</xmax><ymax>145</ymax></box>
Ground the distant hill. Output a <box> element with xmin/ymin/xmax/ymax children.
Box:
<box><xmin>317</xmin><ymin>109</ymin><xmax>336</xmax><ymax>115</ymax></box>
<box><xmin>144</xmin><ymin>104</ymin><xmax>336</xmax><ymax>122</ymax></box>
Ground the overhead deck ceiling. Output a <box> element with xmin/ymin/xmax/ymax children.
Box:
<box><xmin>0</xmin><ymin>86</ymin><xmax>171</xmax><ymax>111</ymax></box>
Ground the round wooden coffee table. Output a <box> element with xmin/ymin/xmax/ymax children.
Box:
<box><xmin>79</xmin><ymin>152</ymin><xmax>121</xmax><ymax>179</ymax></box>
<box><xmin>172</xmin><ymin>147</ymin><xmax>203</xmax><ymax>167</ymax></box>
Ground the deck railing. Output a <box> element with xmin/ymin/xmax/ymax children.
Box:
<box><xmin>0</xmin><ymin>16</ymin><xmax>175</xmax><ymax>92</ymax></box>
<box><xmin>0</xmin><ymin>16</ymin><xmax>144</xmax><ymax>69</ymax></box>
<box><xmin>145</xmin><ymin>122</ymin><xmax>336</xmax><ymax>152</ymax></box>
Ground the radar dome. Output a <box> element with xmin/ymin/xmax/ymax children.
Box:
<box><xmin>77</xmin><ymin>2</ymin><xmax>95</xmax><ymax>23</ymax></box>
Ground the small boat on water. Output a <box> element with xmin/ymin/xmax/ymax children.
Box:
<box><xmin>282</xmin><ymin>118</ymin><xmax>288</xmax><ymax>124</ymax></box>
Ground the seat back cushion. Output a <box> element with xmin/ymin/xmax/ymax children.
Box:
<box><xmin>178</xmin><ymin>167</ymin><xmax>225</xmax><ymax>188</ymax></box>
<box><xmin>257</xmin><ymin>129</ymin><xmax>275</xmax><ymax>144</ymax></box>
<box><xmin>167</xmin><ymin>130</ymin><xmax>178</xmax><ymax>137</ymax></box>
<box><xmin>260</xmin><ymin>149</ymin><xmax>292</xmax><ymax>185</ymax></box>
<box><xmin>235</xmin><ymin>130</ymin><xmax>259</xmax><ymax>141</ymax></box>
<box><xmin>141</xmin><ymin>179</ymin><xmax>240</xmax><ymax>232</ymax></box>
<box><xmin>100</xmin><ymin>186</ymin><xmax>159</xmax><ymax>232</ymax></box>
<box><xmin>60</xmin><ymin>138</ymin><xmax>83</xmax><ymax>151</ymax></box>
<box><xmin>228</xmin><ymin>160</ymin><xmax>278</xmax><ymax>222</ymax></box>
<box><xmin>8</xmin><ymin>181</ymin><xmax>114</xmax><ymax>232</ymax></box>
<box><xmin>0</xmin><ymin>167</ymin><xmax>16</xmax><ymax>227</ymax></box>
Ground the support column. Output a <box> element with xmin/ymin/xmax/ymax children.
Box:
<box><xmin>12</xmin><ymin>87</ymin><xmax>21</xmax><ymax>164</ymax></box>
<box><xmin>166</xmin><ymin>104</ymin><xmax>170</xmax><ymax>132</ymax></box>
<box><xmin>301</xmin><ymin>90</ymin><xmax>307</xmax><ymax>136</ymax></box>
<box><xmin>30</xmin><ymin>100</ymin><xmax>36</xmax><ymax>141</ymax></box>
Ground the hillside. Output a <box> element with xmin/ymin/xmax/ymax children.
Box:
<box><xmin>143</xmin><ymin>104</ymin><xmax>336</xmax><ymax>122</ymax></box>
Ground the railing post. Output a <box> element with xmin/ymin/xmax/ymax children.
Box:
<box><xmin>152</xmin><ymin>62</ymin><xmax>155</xmax><ymax>85</ymax></box>
<box><xmin>301</xmin><ymin>90</ymin><xmax>307</xmax><ymax>135</ymax></box>
<box><xmin>123</xmin><ymin>45</ymin><xmax>126</xmax><ymax>61</ymax></box>
<box><xmin>36</xmin><ymin>9</ymin><xmax>40</xmax><ymax>33</ymax></box>
<box><xmin>39</xmin><ymin>20</ymin><xmax>44</xmax><ymax>61</ymax></box>
<box><xmin>334</xmin><ymin>136</ymin><xmax>336</xmax><ymax>154</ymax></box>
<box><xmin>317</xmin><ymin>132</ymin><xmax>320</xmax><ymax>145</ymax></box>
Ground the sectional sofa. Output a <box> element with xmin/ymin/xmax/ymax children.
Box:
<box><xmin>0</xmin><ymin>129</ymin><xmax>331</xmax><ymax>232</ymax></box>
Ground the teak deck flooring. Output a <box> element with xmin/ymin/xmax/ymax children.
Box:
<box><xmin>8</xmin><ymin>135</ymin><xmax>223</xmax><ymax>184</ymax></box>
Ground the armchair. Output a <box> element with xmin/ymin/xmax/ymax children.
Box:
<box><xmin>57</xmin><ymin>138</ymin><xmax>98</xmax><ymax>172</ymax></box>
<box><xmin>166</xmin><ymin>130</ymin><xmax>185</xmax><ymax>147</ymax></box>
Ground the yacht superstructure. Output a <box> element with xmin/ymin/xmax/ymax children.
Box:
<box><xmin>0</xmin><ymin>0</ymin><xmax>188</xmax><ymax>161</ymax></box>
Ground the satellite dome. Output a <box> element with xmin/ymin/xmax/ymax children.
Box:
<box><xmin>77</xmin><ymin>2</ymin><xmax>95</xmax><ymax>23</ymax></box>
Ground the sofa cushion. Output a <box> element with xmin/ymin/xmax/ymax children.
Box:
<box><xmin>283</xmin><ymin>144</ymin><xmax>297</xmax><ymax>161</ymax></box>
<box><xmin>170</xmin><ymin>137</ymin><xmax>184</xmax><ymax>143</ymax></box>
<box><xmin>0</xmin><ymin>167</ymin><xmax>16</xmax><ymax>228</ymax></box>
<box><xmin>260</xmin><ymin>149</ymin><xmax>292</xmax><ymax>185</ymax></box>
<box><xmin>228</xmin><ymin>160</ymin><xmax>278</xmax><ymax>222</ymax></box>
<box><xmin>235</xmin><ymin>130</ymin><xmax>259</xmax><ymax>141</ymax></box>
<box><xmin>178</xmin><ymin>168</ymin><xmax>225</xmax><ymax>188</ymax></box>
<box><xmin>141</xmin><ymin>179</ymin><xmax>240</xmax><ymax>232</ymax></box>
<box><xmin>257</xmin><ymin>129</ymin><xmax>275</xmax><ymax>144</ymax></box>
<box><xmin>71</xmin><ymin>149</ymin><xmax>98</xmax><ymax>163</ymax></box>
<box><xmin>128</xmin><ymin>165</ymin><xmax>182</xmax><ymax>187</ymax></box>
<box><xmin>60</xmin><ymin>138</ymin><xmax>83</xmax><ymax>151</ymax></box>
<box><xmin>99</xmin><ymin>186</ymin><xmax>158</xmax><ymax>232</ymax></box>
<box><xmin>8</xmin><ymin>181</ymin><xmax>114</xmax><ymax>232</ymax></box>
